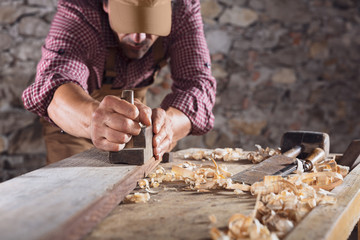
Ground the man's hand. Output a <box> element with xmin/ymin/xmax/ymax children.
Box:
<box><xmin>90</xmin><ymin>96</ymin><xmax>152</xmax><ymax>151</ymax></box>
<box><xmin>152</xmin><ymin>108</ymin><xmax>174</xmax><ymax>159</ymax></box>
<box><xmin>152</xmin><ymin>107</ymin><xmax>192</xmax><ymax>160</ymax></box>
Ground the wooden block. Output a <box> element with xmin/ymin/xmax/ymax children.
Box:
<box><xmin>0</xmin><ymin>148</ymin><xmax>160</xmax><ymax>240</ymax></box>
<box><xmin>109</xmin><ymin>126</ymin><xmax>153</xmax><ymax>165</ymax></box>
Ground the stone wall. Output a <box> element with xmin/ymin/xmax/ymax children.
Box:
<box><xmin>0</xmin><ymin>0</ymin><xmax>359</xmax><ymax>181</ymax></box>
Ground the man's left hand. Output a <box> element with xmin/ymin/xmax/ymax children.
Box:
<box><xmin>151</xmin><ymin>108</ymin><xmax>174</xmax><ymax>160</ymax></box>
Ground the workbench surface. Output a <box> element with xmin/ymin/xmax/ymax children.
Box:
<box><xmin>0</xmin><ymin>148</ymin><xmax>359</xmax><ymax>240</ymax></box>
<box><xmin>85</xmin><ymin>149</ymin><xmax>360</xmax><ymax>240</ymax></box>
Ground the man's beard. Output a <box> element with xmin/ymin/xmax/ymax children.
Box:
<box><xmin>119</xmin><ymin>36</ymin><xmax>153</xmax><ymax>59</ymax></box>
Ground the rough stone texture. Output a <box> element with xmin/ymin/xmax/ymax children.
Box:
<box><xmin>0</xmin><ymin>5</ymin><xmax>24</xmax><ymax>24</ymax></box>
<box><xmin>0</xmin><ymin>0</ymin><xmax>359</xmax><ymax>181</ymax></box>
<box><xmin>219</xmin><ymin>7</ymin><xmax>259</xmax><ymax>27</ymax></box>
<box><xmin>200</xmin><ymin>0</ymin><xmax>223</xmax><ymax>20</ymax></box>
<box><xmin>0</xmin><ymin>135</ymin><xmax>8</xmax><ymax>153</ymax></box>
<box><xmin>206</xmin><ymin>29</ymin><xmax>232</xmax><ymax>54</ymax></box>
<box><xmin>18</xmin><ymin>17</ymin><xmax>49</xmax><ymax>37</ymax></box>
<box><xmin>271</xmin><ymin>68</ymin><xmax>297</xmax><ymax>85</ymax></box>
<box><xmin>0</xmin><ymin>32</ymin><xmax>13</xmax><ymax>51</ymax></box>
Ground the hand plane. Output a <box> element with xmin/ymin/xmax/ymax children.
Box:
<box><xmin>109</xmin><ymin>90</ymin><xmax>154</xmax><ymax>165</ymax></box>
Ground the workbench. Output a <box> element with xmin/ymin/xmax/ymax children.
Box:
<box><xmin>0</xmin><ymin>148</ymin><xmax>359</xmax><ymax>240</ymax></box>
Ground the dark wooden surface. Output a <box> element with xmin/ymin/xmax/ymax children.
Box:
<box><xmin>0</xmin><ymin>148</ymin><xmax>160</xmax><ymax>240</ymax></box>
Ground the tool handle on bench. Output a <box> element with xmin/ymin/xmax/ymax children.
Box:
<box><xmin>303</xmin><ymin>147</ymin><xmax>326</xmax><ymax>171</ymax></box>
<box><xmin>283</xmin><ymin>145</ymin><xmax>302</xmax><ymax>158</ymax></box>
<box><xmin>121</xmin><ymin>90</ymin><xmax>134</xmax><ymax>148</ymax></box>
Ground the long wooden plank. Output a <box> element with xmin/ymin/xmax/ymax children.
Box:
<box><xmin>0</xmin><ymin>148</ymin><xmax>160</xmax><ymax>240</ymax></box>
<box><xmin>285</xmin><ymin>163</ymin><xmax>360</xmax><ymax>240</ymax></box>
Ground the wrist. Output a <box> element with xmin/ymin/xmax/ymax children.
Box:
<box><xmin>85</xmin><ymin>100</ymin><xmax>100</xmax><ymax>138</ymax></box>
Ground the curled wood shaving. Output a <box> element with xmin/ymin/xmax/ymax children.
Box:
<box><xmin>247</xmin><ymin>145</ymin><xmax>281</xmax><ymax>164</ymax></box>
<box><xmin>225</xmin><ymin>213</ymin><xmax>279</xmax><ymax>240</ymax></box>
<box><xmin>183</xmin><ymin>148</ymin><xmax>246</xmax><ymax>161</ymax></box>
<box><xmin>123</xmin><ymin>192</ymin><xmax>150</xmax><ymax>204</ymax></box>
<box><xmin>137</xmin><ymin>179</ymin><xmax>160</xmax><ymax>194</ymax></box>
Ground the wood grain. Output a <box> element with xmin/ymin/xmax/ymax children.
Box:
<box><xmin>0</xmin><ymin>148</ymin><xmax>160</xmax><ymax>240</ymax></box>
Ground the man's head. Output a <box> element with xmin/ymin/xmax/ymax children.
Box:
<box><xmin>103</xmin><ymin>0</ymin><xmax>172</xmax><ymax>59</ymax></box>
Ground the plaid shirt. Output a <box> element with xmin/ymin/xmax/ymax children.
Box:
<box><xmin>22</xmin><ymin>0</ymin><xmax>216</xmax><ymax>135</ymax></box>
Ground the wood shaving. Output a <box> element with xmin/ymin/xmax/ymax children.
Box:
<box><xmin>123</xmin><ymin>192</ymin><xmax>150</xmax><ymax>204</ymax></box>
<box><xmin>248</xmin><ymin>145</ymin><xmax>281</xmax><ymax>164</ymax></box>
<box><xmin>137</xmin><ymin>179</ymin><xmax>159</xmax><ymax>195</ymax></box>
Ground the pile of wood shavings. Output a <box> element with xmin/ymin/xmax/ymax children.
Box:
<box><xmin>169</xmin><ymin>159</ymin><xmax>250</xmax><ymax>192</ymax></box>
<box><xmin>210</xmin><ymin>157</ymin><xmax>349</xmax><ymax>240</ymax></box>
<box><xmin>124</xmin><ymin>159</ymin><xmax>250</xmax><ymax>204</ymax></box>
<box><xmin>182</xmin><ymin>145</ymin><xmax>281</xmax><ymax>163</ymax></box>
<box><xmin>125</xmin><ymin>151</ymin><xmax>349</xmax><ymax>239</ymax></box>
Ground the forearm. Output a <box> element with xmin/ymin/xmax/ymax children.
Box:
<box><xmin>47</xmin><ymin>82</ymin><xmax>99</xmax><ymax>139</ymax></box>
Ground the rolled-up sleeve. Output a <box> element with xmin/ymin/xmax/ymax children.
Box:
<box><xmin>22</xmin><ymin>2</ymin><xmax>97</xmax><ymax>121</ymax></box>
<box><xmin>161</xmin><ymin>0</ymin><xmax>216</xmax><ymax>135</ymax></box>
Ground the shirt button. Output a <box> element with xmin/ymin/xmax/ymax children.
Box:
<box><xmin>58</xmin><ymin>49</ymin><xmax>65</xmax><ymax>55</ymax></box>
<box><xmin>204</xmin><ymin>62</ymin><xmax>211</xmax><ymax>69</ymax></box>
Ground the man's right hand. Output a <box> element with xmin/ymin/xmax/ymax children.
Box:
<box><xmin>48</xmin><ymin>83</ymin><xmax>152</xmax><ymax>152</ymax></box>
<box><xmin>90</xmin><ymin>96</ymin><xmax>152</xmax><ymax>151</ymax></box>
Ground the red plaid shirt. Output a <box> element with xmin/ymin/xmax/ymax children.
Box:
<box><xmin>22</xmin><ymin>0</ymin><xmax>216</xmax><ymax>135</ymax></box>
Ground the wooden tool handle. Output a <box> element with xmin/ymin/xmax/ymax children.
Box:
<box><xmin>283</xmin><ymin>145</ymin><xmax>302</xmax><ymax>158</ymax></box>
<box><xmin>121</xmin><ymin>90</ymin><xmax>134</xmax><ymax>149</ymax></box>
<box><xmin>121</xmin><ymin>90</ymin><xmax>134</xmax><ymax>104</ymax></box>
<box><xmin>303</xmin><ymin>147</ymin><xmax>326</xmax><ymax>171</ymax></box>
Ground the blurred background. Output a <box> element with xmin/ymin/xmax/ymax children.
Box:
<box><xmin>0</xmin><ymin>0</ymin><xmax>359</xmax><ymax>181</ymax></box>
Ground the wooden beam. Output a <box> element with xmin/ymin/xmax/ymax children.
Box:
<box><xmin>284</xmin><ymin>162</ymin><xmax>360</xmax><ymax>240</ymax></box>
<box><xmin>0</xmin><ymin>148</ymin><xmax>160</xmax><ymax>240</ymax></box>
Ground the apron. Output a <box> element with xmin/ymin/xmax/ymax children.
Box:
<box><xmin>42</xmin><ymin>38</ymin><xmax>167</xmax><ymax>164</ymax></box>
